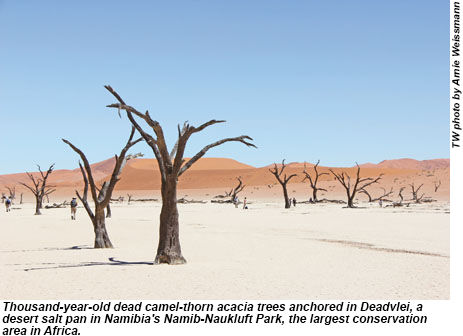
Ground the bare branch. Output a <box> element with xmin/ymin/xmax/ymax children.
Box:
<box><xmin>269</xmin><ymin>159</ymin><xmax>297</xmax><ymax>208</ymax></box>
<box><xmin>170</xmin><ymin>121</ymin><xmax>188</xmax><ymax>161</ymax></box>
<box><xmin>178</xmin><ymin>136</ymin><xmax>256</xmax><ymax>176</ymax></box>
<box><xmin>101</xmin><ymin>128</ymin><xmax>143</xmax><ymax>205</ymax></box>
<box><xmin>104</xmin><ymin>85</ymin><xmax>167</xmax><ymax>181</ymax></box>
<box><xmin>172</xmin><ymin>119</ymin><xmax>227</xmax><ymax>174</ymax></box>
<box><xmin>302</xmin><ymin>160</ymin><xmax>329</xmax><ymax>202</ymax></box>
<box><xmin>19</xmin><ymin>182</ymin><xmax>37</xmax><ymax>196</ymax></box>
<box><xmin>330</xmin><ymin>163</ymin><xmax>382</xmax><ymax>207</ymax></box>
<box><xmin>398</xmin><ymin>186</ymin><xmax>405</xmax><ymax>204</ymax></box>
<box><xmin>62</xmin><ymin>139</ymin><xmax>98</xmax><ymax>202</ymax></box>
<box><xmin>409</xmin><ymin>183</ymin><xmax>424</xmax><ymax>201</ymax></box>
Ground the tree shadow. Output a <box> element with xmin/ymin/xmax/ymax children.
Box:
<box><xmin>1</xmin><ymin>245</ymin><xmax>92</xmax><ymax>253</ymax></box>
<box><xmin>23</xmin><ymin>257</ymin><xmax>153</xmax><ymax>271</ymax></box>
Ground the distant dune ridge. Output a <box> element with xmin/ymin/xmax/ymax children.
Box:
<box><xmin>0</xmin><ymin>157</ymin><xmax>450</xmax><ymax>202</ymax></box>
<box><xmin>359</xmin><ymin>158</ymin><xmax>450</xmax><ymax>170</ymax></box>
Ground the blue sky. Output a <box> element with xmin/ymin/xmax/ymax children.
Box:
<box><xmin>0</xmin><ymin>0</ymin><xmax>448</xmax><ymax>174</ymax></box>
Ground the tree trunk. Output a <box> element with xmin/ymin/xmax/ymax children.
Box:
<box><xmin>283</xmin><ymin>184</ymin><xmax>291</xmax><ymax>209</ymax></box>
<box><xmin>347</xmin><ymin>197</ymin><xmax>354</xmax><ymax>208</ymax></box>
<box><xmin>93</xmin><ymin>208</ymin><xmax>113</xmax><ymax>248</ymax></box>
<box><xmin>155</xmin><ymin>176</ymin><xmax>186</xmax><ymax>265</ymax></box>
<box><xmin>313</xmin><ymin>189</ymin><xmax>318</xmax><ymax>203</ymax></box>
<box><xmin>106</xmin><ymin>204</ymin><xmax>112</xmax><ymax>218</ymax></box>
<box><xmin>35</xmin><ymin>197</ymin><xmax>42</xmax><ymax>215</ymax></box>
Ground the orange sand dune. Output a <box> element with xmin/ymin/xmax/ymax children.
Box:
<box><xmin>96</xmin><ymin>159</ymin><xmax>451</xmax><ymax>203</ymax></box>
<box><xmin>0</xmin><ymin>157</ymin><xmax>450</xmax><ymax>202</ymax></box>
<box><xmin>0</xmin><ymin>158</ymin><xmax>116</xmax><ymax>189</ymax></box>
<box><xmin>360</xmin><ymin>158</ymin><xmax>450</xmax><ymax>170</ymax></box>
<box><xmin>128</xmin><ymin>157</ymin><xmax>254</xmax><ymax>171</ymax></box>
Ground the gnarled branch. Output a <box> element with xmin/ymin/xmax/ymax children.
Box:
<box><xmin>178</xmin><ymin>136</ymin><xmax>256</xmax><ymax>176</ymax></box>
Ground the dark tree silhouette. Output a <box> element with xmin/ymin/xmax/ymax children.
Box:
<box><xmin>434</xmin><ymin>180</ymin><xmax>442</xmax><ymax>192</ymax></box>
<box><xmin>269</xmin><ymin>160</ymin><xmax>297</xmax><ymax>208</ymax></box>
<box><xmin>329</xmin><ymin>164</ymin><xmax>383</xmax><ymax>208</ymax></box>
<box><xmin>105</xmin><ymin>85</ymin><xmax>256</xmax><ymax>264</ymax></box>
<box><xmin>398</xmin><ymin>187</ymin><xmax>405</xmax><ymax>204</ymax></box>
<box><xmin>415</xmin><ymin>192</ymin><xmax>425</xmax><ymax>203</ymax></box>
<box><xmin>19</xmin><ymin>164</ymin><xmax>56</xmax><ymax>215</ymax></box>
<box><xmin>359</xmin><ymin>186</ymin><xmax>393</xmax><ymax>203</ymax></box>
<box><xmin>105</xmin><ymin>203</ymin><xmax>112</xmax><ymax>218</ymax></box>
<box><xmin>302</xmin><ymin>160</ymin><xmax>329</xmax><ymax>202</ymax></box>
<box><xmin>62</xmin><ymin>127</ymin><xmax>142</xmax><ymax>248</ymax></box>
<box><xmin>5</xmin><ymin>186</ymin><xmax>16</xmax><ymax>204</ymax></box>
<box><xmin>225</xmin><ymin>177</ymin><xmax>246</xmax><ymax>201</ymax></box>
<box><xmin>409</xmin><ymin>183</ymin><xmax>424</xmax><ymax>201</ymax></box>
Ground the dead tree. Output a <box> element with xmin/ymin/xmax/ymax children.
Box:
<box><xmin>62</xmin><ymin>127</ymin><xmax>142</xmax><ymax>248</ymax></box>
<box><xmin>398</xmin><ymin>187</ymin><xmax>405</xmax><ymax>204</ymax></box>
<box><xmin>19</xmin><ymin>193</ymin><xmax>23</xmax><ymax>204</ymax></box>
<box><xmin>97</xmin><ymin>185</ymin><xmax>113</xmax><ymax>218</ymax></box>
<box><xmin>329</xmin><ymin>164</ymin><xmax>383</xmax><ymax>208</ymax></box>
<box><xmin>225</xmin><ymin>177</ymin><xmax>246</xmax><ymax>201</ymax></box>
<box><xmin>6</xmin><ymin>186</ymin><xmax>16</xmax><ymax>203</ymax></box>
<box><xmin>97</xmin><ymin>185</ymin><xmax>115</xmax><ymax>219</ymax></box>
<box><xmin>105</xmin><ymin>204</ymin><xmax>112</xmax><ymax>218</ymax></box>
<box><xmin>409</xmin><ymin>183</ymin><xmax>424</xmax><ymax>201</ymax></box>
<box><xmin>269</xmin><ymin>160</ymin><xmax>297</xmax><ymax>208</ymax></box>
<box><xmin>105</xmin><ymin>85</ymin><xmax>256</xmax><ymax>264</ymax></box>
<box><xmin>302</xmin><ymin>160</ymin><xmax>329</xmax><ymax>202</ymax></box>
<box><xmin>434</xmin><ymin>180</ymin><xmax>442</xmax><ymax>192</ymax></box>
<box><xmin>416</xmin><ymin>192</ymin><xmax>426</xmax><ymax>203</ymax></box>
<box><xmin>359</xmin><ymin>187</ymin><xmax>393</xmax><ymax>203</ymax></box>
<box><xmin>127</xmin><ymin>194</ymin><xmax>133</xmax><ymax>204</ymax></box>
<box><xmin>19</xmin><ymin>164</ymin><xmax>56</xmax><ymax>215</ymax></box>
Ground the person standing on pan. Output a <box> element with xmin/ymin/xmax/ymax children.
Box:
<box><xmin>5</xmin><ymin>197</ymin><xmax>11</xmax><ymax>212</ymax></box>
<box><xmin>70</xmin><ymin>197</ymin><xmax>78</xmax><ymax>220</ymax></box>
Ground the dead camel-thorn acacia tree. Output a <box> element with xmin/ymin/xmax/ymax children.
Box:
<box><xmin>269</xmin><ymin>159</ymin><xmax>297</xmax><ymax>208</ymax></box>
<box><xmin>434</xmin><ymin>180</ymin><xmax>442</xmax><ymax>192</ymax></box>
<box><xmin>105</xmin><ymin>85</ymin><xmax>256</xmax><ymax>265</ymax></box>
<box><xmin>302</xmin><ymin>160</ymin><xmax>329</xmax><ymax>203</ymax></box>
<box><xmin>359</xmin><ymin>186</ymin><xmax>394</xmax><ymax>203</ymax></box>
<box><xmin>6</xmin><ymin>186</ymin><xmax>16</xmax><ymax>203</ymax></box>
<box><xmin>19</xmin><ymin>164</ymin><xmax>56</xmax><ymax>215</ymax></box>
<box><xmin>409</xmin><ymin>183</ymin><xmax>424</xmax><ymax>202</ymax></box>
<box><xmin>398</xmin><ymin>186</ymin><xmax>406</xmax><ymax>204</ymax></box>
<box><xmin>225</xmin><ymin>177</ymin><xmax>246</xmax><ymax>201</ymax></box>
<box><xmin>62</xmin><ymin>127</ymin><xmax>142</xmax><ymax>248</ymax></box>
<box><xmin>329</xmin><ymin>163</ymin><xmax>383</xmax><ymax>208</ymax></box>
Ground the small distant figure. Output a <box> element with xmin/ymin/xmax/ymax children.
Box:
<box><xmin>243</xmin><ymin>197</ymin><xmax>248</xmax><ymax>209</ymax></box>
<box><xmin>379</xmin><ymin>199</ymin><xmax>383</xmax><ymax>208</ymax></box>
<box><xmin>292</xmin><ymin>197</ymin><xmax>297</xmax><ymax>207</ymax></box>
<box><xmin>233</xmin><ymin>196</ymin><xmax>239</xmax><ymax>208</ymax></box>
<box><xmin>5</xmin><ymin>197</ymin><xmax>11</xmax><ymax>212</ymax></box>
<box><xmin>309</xmin><ymin>197</ymin><xmax>313</xmax><ymax>203</ymax></box>
<box><xmin>70</xmin><ymin>197</ymin><xmax>78</xmax><ymax>220</ymax></box>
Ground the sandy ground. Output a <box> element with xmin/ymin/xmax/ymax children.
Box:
<box><xmin>0</xmin><ymin>200</ymin><xmax>449</xmax><ymax>300</ymax></box>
